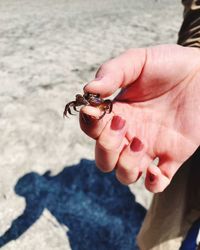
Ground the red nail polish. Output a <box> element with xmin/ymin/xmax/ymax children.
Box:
<box><xmin>149</xmin><ymin>173</ymin><xmax>156</xmax><ymax>183</ymax></box>
<box><xmin>110</xmin><ymin>116</ymin><xmax>126</xmax><ymax>130</ymax></box>
<box><xmin>130</xmin><ymin>137</ymin><xmax>144</xmax><ymax>152</ymax></box>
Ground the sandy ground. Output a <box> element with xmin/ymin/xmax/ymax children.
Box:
<box><xmin>0</xmin><ymin>0</ymin><xmax>182</xmax><ymax>249</ymax></box>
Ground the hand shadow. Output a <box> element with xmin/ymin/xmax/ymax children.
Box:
<box><xmin>0</xmin><ymin>159</ymin><xmax>146</xmax><ymax>250</ymax></box>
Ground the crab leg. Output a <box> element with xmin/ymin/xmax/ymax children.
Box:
<box><xmin>98</xmin><ymin>110</ymin><xmax>107</xmax><ymax>120</ymax></box>
<box><xmin>104</xmin><ymin>99</ymin><xmax>113</xmax><ymax>113</ymax></box>
<box><xmin>68</xmin><ymin>106</ymin><xmax>76</xmax><ymax>115</ymax></box>
<box><xmin>73</xmin><ymin>106</ymin><xmax>79</xmax><ymax>112</ymax></box>
<box><xmin>63</xmin><ymin>101</ymin><xmax>76</xmax><ymax>117</ymax></box>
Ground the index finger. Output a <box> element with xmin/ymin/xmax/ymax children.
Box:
<box><xmin>79</xmin><ymin>105</ymin><xmax>113</xmax><ymax>139</ymax></box>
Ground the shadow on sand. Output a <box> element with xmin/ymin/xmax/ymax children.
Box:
<box><xmin>0</xmin><ymin>159</ymin><xmax>146</xmax><ymax>250</ymax></box>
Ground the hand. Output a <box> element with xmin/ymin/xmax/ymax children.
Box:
<box><xmin>79</xmin><ymin>44</ymin><xmax>200</xmax><ymax>193</ymax></box>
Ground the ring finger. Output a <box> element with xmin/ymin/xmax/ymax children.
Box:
<box><xmin>116</xmin><ymin>137</ymin><xmax>153</xmax><ymax>185</ymax></box>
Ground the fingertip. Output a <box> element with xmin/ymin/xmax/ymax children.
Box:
<box><xmin>145</xmin><ymin>164</ymin><xmax>170</xmax><ymax>193</ymax></box>
<box><xmin>79</xmin><ymin>107</ymin><xmax>99</xmax><ymax>129</ymax></box>
<box><xmin>84</xmin><ymin>77</ymin><xmax>105</xmax><ymax>95</ymax></box>
<box><xmin>83</xmin><ymin>75</ymin><xmax>117</xmax><ymax>98</ymax></box>
<box><xmin>81</xmin><ymin>106</ymin><xmax>102</xmax><ymax>119</ymax></box>
<box><xmin>145</xmin><ymin>166</ymin><xmax>160</xmax><ymax>193</ymax></box>
<box><xmin>95</xmin><ymin>161</ymin><xmax>113</xmax><ymax>173</ymax></box>
<box><xmin>115</xmin><ymin>166</ymin><xmax>141</xmax><ymax>186</ymax></box>
<box><xmin>79</xmin><ymin>106</ymin><xmax>113</xmax><ymax>140</ymax></box>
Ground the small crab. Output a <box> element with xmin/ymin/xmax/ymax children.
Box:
<box><xmin>63</xmin><ymin>92</ymin><xmax>113</xmax><ymax>119</ymax></box>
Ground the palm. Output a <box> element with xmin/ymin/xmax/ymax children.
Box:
<box><xmin>114</xmin><ymin>45</ymin><xmax>200</xmax><ymax>166</ymax></box>
<box><xmin>114</xmin><ymin>92</ymin><xmax>197</xmax><ymax>170</ymax></box>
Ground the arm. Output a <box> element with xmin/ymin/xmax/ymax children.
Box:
<box><xmin>0</xmin><ymin>202</ymin><xmax>44</xmax><ymax>247</ymax></box>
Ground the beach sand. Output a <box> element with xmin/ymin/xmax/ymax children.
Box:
<box><xmin>0</xmin><ymin>0</ymin><xmax>182</xmax><ymax>249</ymax></box>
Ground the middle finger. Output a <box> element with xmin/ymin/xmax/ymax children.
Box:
<box><xmin>95</xmin><ymin>115</ymin><xmax>128</xmax><ymax>172</ymax></box>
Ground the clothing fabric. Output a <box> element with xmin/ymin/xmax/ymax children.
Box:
<box><xmin>178</xmin><ymin>0</ymin><xmax>200</xmax><ymax>47</ymax></box>
<box><xmin>137</xmin><ymin>1</ymin><xmax>200</xmax><ymax>249</ymax></box>
<box><xmin>137</xmin><ymin>149</ymin><xmax>200</xmax><ymax>250</ymax></box>
<box><xmin>179</xmin><ymin>218</ymin><xmax>200</xmax><ymax>249</ymax></box>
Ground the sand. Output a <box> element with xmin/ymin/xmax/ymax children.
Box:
<box><xmin>0</xmin><ymin>0</ymin><xmax>182</xmax><ymax>249</ymax></box>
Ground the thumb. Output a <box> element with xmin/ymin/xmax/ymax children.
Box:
<box><xmin>84</xmin><ymin>48</ymin><xmax>147</xmax><ymax>97</ymax></box>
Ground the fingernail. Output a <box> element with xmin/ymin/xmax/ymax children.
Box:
<box><xmin>87</xmin><ymin>76</ymin><xmax>103</xmax><ymax>86</ymax></box>
<box><xmin>81</xmin><ymin>113</ymin><xmax>94</xmax><ymax>125</ymax></box>
<box><xmin>111</xmin><ymin>116</ymin><xmax>126</xmax><ymax>130</ymax></box>
<box><xmin>149</xmin><ymin>173</ymin><xmax>156</xmax><ymax>183</ymax></box>
<box><xmin>130</xmin><ymin>137</ymin><xmax>144</xmax><ymax>152</ymax></box>
<box><xmin>94</xmin><ymin>76</ymin><xmax>103</xmax><ymax>81</ymax></box>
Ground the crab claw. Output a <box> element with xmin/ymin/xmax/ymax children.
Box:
<box><xmin>63</xmin><ymin>101</ymin><xmax>76</xmax><ymax>117</ymax></box>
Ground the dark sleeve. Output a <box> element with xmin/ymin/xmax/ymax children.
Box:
<box><xmin>178</xmin><ymin>0</ymin><xmax>200</xmax><ymax>48</ymax></box>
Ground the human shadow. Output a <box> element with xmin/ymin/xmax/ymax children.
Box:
<box><xmin>0</xmin><ymin>159</ymin><xmax>146</xmax><ymax>250</ymax></box>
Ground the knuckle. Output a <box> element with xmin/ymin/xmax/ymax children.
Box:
<box><xmin>116</xmin><ymin>171</ymin><xmax>132</xmax><ymax>185</ymax></box>
<box><xmin>96</xmin><ymin>138</ymin><xmax>118</xmax><ymax>151</ymax></box>
<box><xmin>117</xmin><ymin>172</ymin><xmax>138</xmax><ymax>185</ymax></box>
<box><xmin>116</xmin><ymin>163</ymin><xmax>140</xmax><ymax>185</ymax></box>
<box><xmin>95</xmin><ymin>160</ymin><xmax>112</xmax><ymax>173</ymax></box>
